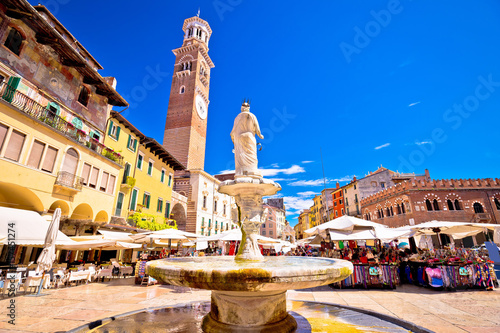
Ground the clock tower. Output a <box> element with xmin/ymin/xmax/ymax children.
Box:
<box><xmin>163</xmin><ymin>16</ymin><xmax>214</xmax><ymax>170</ymax></box>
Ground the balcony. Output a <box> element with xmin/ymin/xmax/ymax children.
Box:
<box><xmin>54</xmin><ymin>171</ymin><xmax>83</xmax><ymax>196</ymax></box>
<box><xmin>0</xmin><ymin>83</ymin><xmax>123</xmax><ymax>166</ymax></box>
<box><xmin>120</xmin><ymin>176</ymin><xmax>136</xmax><ymax>192</ymax></box>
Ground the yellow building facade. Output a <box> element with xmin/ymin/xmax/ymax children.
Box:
<box><xmin>104</xmin><ymin>111</ymin><xmax>185</xmax><ymax>229</ymax></box>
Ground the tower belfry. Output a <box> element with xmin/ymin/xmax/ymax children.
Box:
<box><xmin>163</xmin><ymin>16</ymin><xmax>214</xmax><ymax>170</ymax></box>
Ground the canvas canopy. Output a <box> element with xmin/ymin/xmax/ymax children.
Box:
<box><xmin>395</xmin><ymin>221</ymin><xmax>500</xmax><ymax>240</ymax></box>
<box><xmin>129</xmin><ymin>228</ymin><xmax>199</xmax><ymax>243</ymax></box>
<box><xmin>304</xmin><ymin>215</ymin><xmax>387</xmax><ymax>235</ymax></box>
<box><xmin>0</xmin><ymin>207</ymin><xmax>75</xmax><ymax>246</ymax></box>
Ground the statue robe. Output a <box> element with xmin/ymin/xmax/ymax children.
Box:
<box><xmin>230</xmin><ymin>112</ymin><xmax>262</xmax><ymax>176</ymax></box>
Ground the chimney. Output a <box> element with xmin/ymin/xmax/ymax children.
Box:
<box><xmin>336</xmin><ymin>182</ymin><xmax>340</xmax><ymax>189</ymax></box>
<box><xmin>425</xmin><ymin>169</ymin><xmax>430</xmax><ymax>180</ymax></box>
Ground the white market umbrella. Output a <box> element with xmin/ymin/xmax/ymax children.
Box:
<box><xmin>304</xmin><ymin>215</ymin><xmax>387</xmax><ymax>235</ymax></box>
<box><xmin>129</xmin><ymin>228</ymin><xmax>199</xmax><ymax>243</ymax></box>
<box><xmin>36</xmin><ymin>208</ymin><xmax>61</xmax><ymax>274</ymax></box>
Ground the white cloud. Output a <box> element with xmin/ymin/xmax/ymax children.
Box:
<box><xmin>268</xmin><ymin>178</ymin><xmax>297</xmax><ymax>182</ymax></box>
<box><xmin>288</xmin><ymin>175</ymin><xmax>353</xmax><ymax>187</ymax></box>
<box><xmin>297</xmin><ymin>191</ymin><xmax>317</xmax><ymax>197</ymax></box>
<box><xmin>408</xmin><ymin>101</ymin><xmax>421</xmax><ymax>107</ymax></box>
<box><xmin>260</xmin><ymin>165</ymin><xmax>305</xmax><ymax>177</ymax></box>
<box><xmin>270</xmin><ymin>163</ymin><xmax>279</xmax><ymax>168</ymax></box>
<box><xmin>415</xmin><ymin>141</ymin><xmax>431</xmax><ymax>145</ymax></box>
<box><xmin>221</xmin><ymin>165</ymin><xmax>306</xmax><ymax>177</ymax></box>
<box><xmin>301</xmin><ymin>160</ymin><xmax>314</xmax><ymax>164</ymax></box>
<box><xmin>374</xmin><ymin>143</ymin><xmax>390</xmax><ymax>150</ymax></box>
<box><xmin>283</xmin><ymin>196</ymin><xmax>314</xmax><ymax>213</ymax></box>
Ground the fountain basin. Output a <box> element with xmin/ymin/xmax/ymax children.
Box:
<box><xmin>147</xmin><ymin>256</ymin><xmax>353</xmax><ymax>332</ymax></box>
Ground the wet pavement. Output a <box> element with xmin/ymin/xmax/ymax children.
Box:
<box><xmin>0</xmin><ymin>277</ymin><xmax>498</xmax><ymax>332</ymax></box>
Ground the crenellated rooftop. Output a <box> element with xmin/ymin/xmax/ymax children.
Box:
<box><xmin>361</xmin><ymin>177</ymin><xmax>500</xmax><ymax>206</ymax></box>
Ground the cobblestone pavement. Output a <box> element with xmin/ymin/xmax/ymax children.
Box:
<box><xmin>0</xmin><ymin>278</ymin><xmax>498</xmax><ymax>332</ymax></box>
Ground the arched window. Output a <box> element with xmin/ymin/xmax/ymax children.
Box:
<box><xmin>473</xmin><ymin>203</ymin><xmax>484</xmax><ymax>213</ymax></box>
<box><xmin>454</xmin><ymin>199</ymin><xmax>462</xmax><ymax>210</ymax></box>
<box><xmin>4</xmin><ymin>28</ymin><xmax>24</xmax><ymax>56</ymax></box>
<box><xmin>396</xmin><ymin>204</ymin><xmax>401</xmax><ymax>215</ymax></box>
<box><xmin>426</xmin><ymin>199</ymin><xmax>433</xmax><ymax>211</ymax></box>
<box><xmin>402</xmin><ymin>203</ymin><xmax>406</xmax><ymax>214</ymax></box>
<box><xmin>433</xmin><ymin>199</ymin><xmax>440</xmax><ymax>211</ymax></box>
<box><xmin>377</xmin><ymin>210</ymin><xmax>381</xmax><ymax>219</ymax></box>
<box><xmin>386</xmin><ymin>208</ymin><xmax>391</xmax><ymax>217</ymax></box>
<box><xmin>61</xmin><ymin>148</ymin><xmax>79</xmax><ymax>176</ymax></box>
<box><xmin>494</xmin><ymin>198</ymin><xmax>500</xmax><ymax>210</ymax></box>
<box><xmin>390</xmin><ymin>206</ymin><xmax>394</xmax><ymax>216</ymax></box>
<box><xmin>179</xmin><ymin>86</ymin><xmax>185</xmax><ymax>94</ymax></box>
<box><xmin>447</xmin><ymin>200</ymin><xmax>454</xmax><ymax>211</ymax></box>
<box><xmin>78</xmin><ymin>86</ymin><xmax>90</xmax><ymax>106</ymax></box>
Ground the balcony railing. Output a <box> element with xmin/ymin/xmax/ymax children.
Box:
<box><xmin>55</xmin><ymin>171</ymin><xmax>84</xmax><ymax>191</ymax></box>
<box><xmin>0</xmin><ymin>83</ymin><xmax>123</xmax><ymax>166</ymax></box>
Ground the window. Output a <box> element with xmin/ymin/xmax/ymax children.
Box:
<box><xmin>89</xmin><ymin>167</ymin><xmax>99</xmax><ymax>189</ymax></box>
<box><xmin>396</xmin><ymin>204</ymin><xmax>402</xmax><ymax>215</ymax></box>
<box><xmin>4</xmin><ymin>130</ymin><xmax>25</xmax><ymax>162</ymax></box>
<box><xmin>334</xmin><ymin>201</ymin><xmax>337</xmax><ymax>207</ymax></box>
<box><xmin>27</xmin><ymin>140</ymin><xmax>45</xmax><ymax>169</ymax></box>
<box><xmin>214</xmin><ymin>201</ymin><xmax>217</xmax><ymax>212</ymax></box>
<box><xmin>4</xmin><ymin>28</ymin><xmax>23</xmax><ymax>56</ymax></box>
<box><xmin>341</xmin><ymin>208</ymin><xmax>344</xmax><ymax>215</ymax></box>
<box><xmin>433</xmin><ymin>199</ymin><xmax>440</xmax><ymax>211</ymax></box>
<box><xmin>115</xmin><ymin>192</ymin><xmax>125</xmax><ymax>216</ymax></box>
<box><xmin>269</xmin><ymin>231</ymin><xmax>273</xmax><ymax>236</ymax></box>
<box><xmin>147</xmin><ymin>160</ymin><xmax>153</xmax><ymax>176</ymax></box>
<box><xmin>137</xmin><ymin>153</ymin><xmax>143</xmax><ymax>169</ymax></box>
<box><xmin>165</xmin><ymin>202</ymin><xmax>171</xmax><ymax>217</ymax></box>
<box><xmin>339</xmin><ymin>199</ymin><xmax>342</xmax><ymax>205</ymax></box>
<box><xmin>77</xmin><ymin>86</ymin><xmax>90</xmax><ymax>106</ymax></box>
<box><xmin>130</xmin><ymin>188</ymin><xmax>138</xmax><ymax>210</ymax></box>
<box><xmin>157</xmin><ymin>198</ymin><xmax>163</xmax><ymax>213</ymax></box>
<box><xmin>168</xmin><ymin>174</ymin><xmax>173</xmax><ymax>187</ymax></box>
<box><xmin>108</xmin><ymin>175</ymin><xmax>116</xmax><ymax>195</ymax></box>
<box><xmin>354</xmin><ymin>184</ymin><xmax>357</xmax><ymax>190</ymax></box>
<box><xmin>447</xmin><ymin>200</ymin><xmax>454</xmax><ymax>211</ymax></box>
<box><xmin>208</xmin><ymin>219</ymin><xmax>211</xmax><ymax>227</ymax></box>
<box><xmin>473</xmin><ymin>203</ymin><xmax>484</xmax><ymax>214</ymax></box>
<box><xmin>61</xmin><ymin>148</ymin><xmax>79</xmax><ymax>176</ymax></box>
<box><xmin>42</xmin><ymin>146</ymin><xmax>57</xmax><ymax>173</ymax></box>
<box><xmin>371</xmin><ymin>181</ymin><xmax>377</xmax><ymax>187</ymax></box>
<box><xmin>0</xmin><ymin>123</ymin><xmax>8</xmax><ymax>151</ymax></box>
<box><xmin>180</xmin><ymin>86</ymin><xmax>185</xmax><ymax>94</ymax></box>
<box><xmin>108</xmin><ymin>121</ymin><xmax>120</xmax><ymax>140</ymax></box>
<box><xmin>495</xmin><ymin>198</ymin><xmax>500</xmax><ymax>210</ymax></box>
<box><xmin>122</xmin><ymin>163</ymin><xmax>131</xmax><ymax>184</ymax></box>
<box><xmin>335</xmin><ymin>211</ymin><xmax>338</xmax><ymax>217</ymax></box>
<box><xmin>345</xmin><ymin>198</ymin><xmax>348</xmax><ymax>206</ymax></box>
<box><xmin>161</xmin><ymin>169</ymin><xmax>165</xmax><ymax>183</ymax></box>
<box><xmin>81</xmin><ymin>163</ymin><xmax>91</xmax><ymax>186</ymax></box>
<box><xmin>203</xmin><ymin>196</ymin><xmax>207</xmax><ymax>209</ymax></box>
<box><xmin>381</xmin><ymin>182</ymin><xmax>386</xmax><ymax>188</ymax></box>
<box><xmin>454</xmin><ymin>199</ymin><xmax>462</xmax><ymax>210</ymax></box>
<box><xmin>223</xmin><ymin>204</ymin><xmax>226</xmax><ymax>215</ymax></box>
<box><xmin>262</xmin><ymin>230</ymin><xmax>266</xmax><ymax>236</ymax></box>
<box><xmin>127</xmin><ymin>135</ymin><xmax>137</xmax><ymax>152</ymax></box>
<box><xmin>100</xmin><ymin>172</ymin><xmax>109</xmax><ymax>192</ymax></box>
<box><xmin>426</xmin><ymin>199</ymin><xmax>433</xmax><ymax>211</ymax></box>
<box><xmin>390</xmin><ymin>206</ymin><xmax>394</xmax><ymax>216</ymax></box>
<box><xmin>201</xmin><ymin>217</ymin><xmax>205</xmax><ymax>227</ymax></box>
<box><xmin>269</xmin><ymin>223</ymin><xmax>272</xmax><ymax>228</ymax></box>
<box><xmin>143</xmin><ymin>193</ymin><xmax>151</xmax><ymax>209</ymax></box>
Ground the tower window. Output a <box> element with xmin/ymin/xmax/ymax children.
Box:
<box><xmin>426</xmin><ymin>199</ymin><xmax>433</xmax><ymax>211</ymax></box>
<box><xmin>4</xmin><ymin>28</ymin><xmax>24</xmax><ymax>56</ymax></box>
<box><xmin>78</xmin><ymin>85</ymin><xmax>90</xmax><ymax>106</ymax></box>
<box><xmin>180</xmin><ymin>86</ymin><xmax>185</xmax><ymax>94</ymax></box>
<box><xmin>454</xmin><ymin>199</ymin><xmax>462</xmax><ymax>210</ymax></box>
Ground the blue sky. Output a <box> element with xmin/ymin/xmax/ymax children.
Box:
<box><xmin>31</xmin><ymin>0</ymin><xmax>500</xmax><ymax>226</ymax></box>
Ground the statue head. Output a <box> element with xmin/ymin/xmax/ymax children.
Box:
<box><xmin>241</xmin><ymin>99</ymin><xmax>250</xmax><ymax>112</ymax></box>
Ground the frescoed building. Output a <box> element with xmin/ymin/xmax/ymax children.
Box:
<box><xmin>0</xmin><ymin>1</ymin><xmax>128</xmax><ymax>239</ymax></box>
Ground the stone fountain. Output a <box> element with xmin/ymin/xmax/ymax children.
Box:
<box><xmin>147</xmin><ymin>101</ymin><xmax>353</xmax><ymax>332</ymax></box>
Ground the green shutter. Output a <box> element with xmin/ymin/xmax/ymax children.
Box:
<box><xmin>133</xmin><ymin>139</ymin><xmax>137</xmax><ymax>152</ymax></box>
<box><xmin>108</xmin><ymin>121</ymin><xmax>114</xmax><ymax>136</ymax></box>
<box><xmin>161</xmin><ymin>170</ymin><xmax>165</xmax><ymax>183</ymax></box>
<box><xmin>130</xmin><ymin>189</ymin><xmax>137</xmax><ymax>210</ymax></box>
<box><xmin>127</xmin><ymin>134</ymin><xmax>131</xmax><ymax>148</ymax></box>
<box><xmin>147</xmin><ymin>195</ymin><xmax>150</xmax><ymax>209</ymax></box>
<box><xmin>166</xmin><ymin>202</ymin><xmax>171</xmax><ymax>217</ymax></box>
<box><xmin>143</xmin><ymin>193</ymin><xmax>146</xmax><ymax>206</ymax></box>
<box><xmin>3</xmin><ymin>77</ymin><xmax>21</xmax><ymax>103</ymax></box>
<box><xmin>116</xmin><ymin>126</ymin><xmax>121</xmax><ymax>140</ymax></box>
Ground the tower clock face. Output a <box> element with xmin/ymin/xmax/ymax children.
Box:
<box><xmin>195</xmin><ymin>94</ymin><xmax>207</xmax><ymax>120</ymax></box>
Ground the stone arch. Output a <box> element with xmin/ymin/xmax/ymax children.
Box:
<box><xmin>170</xmin><ymin>203</ymin><xmax>186</xmax><ymax>230</ymax></box>
<box><xmin>71</xmin><ymin>203</ymin><xmax>93</xmax><ymax>221</ymax></box>
<box><xmin>48</xmin><ymin>200</ymin><xmax>70</xmax><ymax>216</ymax></box>
<box><xmin>94</xmin><ymin>210</ymin><xmax>109</xmax><ymax>223</ymax></box>
<box><xmin>0</xmin><ymin>181</ymin><xmax>44</xmax><ymax>212</ymax></box>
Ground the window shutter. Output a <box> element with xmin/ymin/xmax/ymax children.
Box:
<box><xmin>89</xmin><ymin>167</ymin><xmax>99</xmax><ymax>188</ymax></box>
<box><xmin>81</xmin><ymin>163</ymin><xmax>91</xmax><ymax>185</ymax></box>
<box><xmin>108</xmin><ymin>175</ymin><xmax>116</xmax><ymax>194</ymax></box>
<box><xmin>130</xmin><ymin>189</ymin><xmax>137</xmax><ymax>210</ymax></box>
<box><xmin>127</xmin><ymin>134</ymin><xmax>131</xmax><ymax>148</ymax></box>
<box><xmin>0</xmin><ymin>123</ymin><xmax>8</xmax><ymax>151</ymax></box>
<box><xmin>27</xmin><ymin>140</ymin><xmax>45</xmax><ymax>169</ymax></box>
<box><xmin>143</xmin><ymin>193</ymin><xmax>146</xmax><ymax>206</ymax></box>
<box><xmin>100</xmin><ymin>172</ymin><xmax>109</xmax><ymax>192</ymax></box>
<box><xmin>133</xmin><ymin>139</ymin><xmax>137</xmax><ymax>151</ymax></box>
<box><xmin>108</xmin><ymin>121</ymin><xmax>114</xmax><ymax>136</ymax></box>
<box><xmin>41</xmin><ymin>146</ymin><xmax>58</xmax><ymax>173</ymax></box>
<box><xmin>61</xmin><ymin>149</ymin><xmax>79</xmax><ymax>175</ymax></box>
<box><xmin>116</xmin><ymin>126</ymin><xmax>121</xmax><ymax>140</ymax></box>
<box><xmin>4</xmin><ymin>130</ymin><xmax>26</xmax><ymax>162</ymax></box>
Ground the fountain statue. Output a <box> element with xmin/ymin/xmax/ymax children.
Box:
<box><xmin>147</xmin><ymin>101</ymin><xmax>353</xmax><ymax>333</ymax></box>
